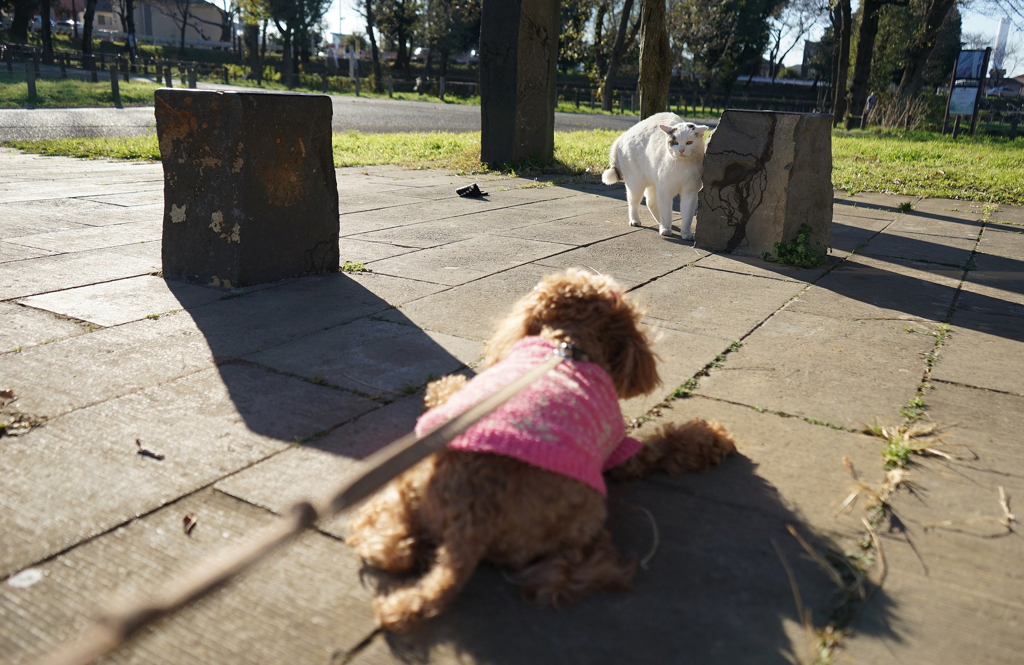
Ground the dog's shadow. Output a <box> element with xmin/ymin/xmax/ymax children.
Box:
<box><xmin>364</xmin><ymin>454</ymin><xmax>894</xmax><ymax>664</ymax></box>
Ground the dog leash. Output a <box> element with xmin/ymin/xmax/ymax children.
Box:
<box><xmin>33</xmin><ymin>343</ymin><xmax>584</xmax><ymax>665</ymax></box>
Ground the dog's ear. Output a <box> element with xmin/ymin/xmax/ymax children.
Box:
<box><xmin>608</xmin><ymin>326</ymin><xmax>660</xmax><ymax>399</ymax></box>
<box><xmin>486</xmin><ymin>285</ymin><xmax>546</xmax><ymax>366</ymax></box>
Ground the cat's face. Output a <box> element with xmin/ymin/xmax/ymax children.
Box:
<box><xmin>659</xmin><ymin>122</ymin><xmax>709</xmax><ymax>159</ymax></box>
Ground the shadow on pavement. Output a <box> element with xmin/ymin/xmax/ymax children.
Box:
<box><xmin>373</xmin><ymin>455</ymin><xmax>894</xmax><ymax>664</ymax></box>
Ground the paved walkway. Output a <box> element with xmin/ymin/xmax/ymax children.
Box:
<box><xmin>0</xmin><ymin>147</ymin><xmax>1022</xmax><ymax>664</ymax></box>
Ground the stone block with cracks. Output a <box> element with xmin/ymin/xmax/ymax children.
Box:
<box><xmin>696</xmin><ymin>110</ymin><xmax>833</xmax><ymax>259</ymax></box>
<box><xmin>155</xmin><ymin>89</ymin><xmax>339</xmax><ymax>288</ymax></box>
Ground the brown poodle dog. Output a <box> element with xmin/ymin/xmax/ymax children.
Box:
<box><xmin>347</xmin><ymin>269</ymin><xmax>736</xmax><ymax>632</ymax></box>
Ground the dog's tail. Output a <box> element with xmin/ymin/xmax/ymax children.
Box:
<box><xmin>605</xmin><ymin>419</ymin><xmax>736</xmax><ymax>481</ymax></box>
<box><xmin>601</xmin><ymin>138</ymin><xmax>622</xmax><ymax>185</ymax></box>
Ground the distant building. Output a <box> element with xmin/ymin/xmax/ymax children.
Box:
<box><xmin>801</xmin><ymin>41</ymin><xmax>821</xmax><ymax>79</ymax></box>
<box><xmin>51</xmin><ymin>0</ymin><xmax>232</xmax><ymax>49</ymax></box>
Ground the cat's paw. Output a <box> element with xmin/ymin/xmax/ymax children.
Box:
<box><xmin>629</xmin><ymin>219</ymin><xmax>642</xmax><ymax>227</ymax></box>
<box><xmin>680</xmin><ymin>232</ymin><xmax>695</xmax><ymax>241</ymax></box>
<box><xmin>659</xmin><ymin>227</ymin><xmax>673</xmax><ymax>237</ymax></box>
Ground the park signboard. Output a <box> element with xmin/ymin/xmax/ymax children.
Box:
<box><xmin>943</xmin><ymin>48</ymin><xmax>991</xmax><ymax>135</ymax></box>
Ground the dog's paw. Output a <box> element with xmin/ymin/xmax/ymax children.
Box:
<box><xmin>375</xmin><ymin>589</ymin><xmax>435</xmax><ymax>633</ymax></box>
<box><xmin>424</xmin><ymin>374</ymin><xmax>468</xmax><ymax>409</ymax></box>
<box><xmin>680</xmin><ymin>231</ymin><xmax>695</xmax><ymax>241</ymax></box>
<box><xmin>629</xmin><ymin>219</ymin><xmax>642</xmax><ymax>227</ymax></box>
<box><xmin>659</xmin><ymin>227</ymin><xmax>673</xmax><ymax>237</ymax></box>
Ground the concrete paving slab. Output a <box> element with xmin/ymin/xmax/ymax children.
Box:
<box><xmin>76</xmin><ymin>189</ymin><xmax>165</xmax><ymax>207</ymax></box>
<box><xmin>17</xmin><ymin>275</ymin><xmax>224</xmax><ymax>327</ymax></box>
<box><xmin>0</xmin><ymin>201</ymin><xmax>95</xmax><ymax>238</ymax></box>
<box><xmin>911</xmin><ymin>197</ymin><xmax>988</xmax><ymax>219</ymax></box>
<box><xmin>0</xmin><ymin>302</ymin><xmax>86</xmax><ymax>353</ymax></box>
<box><xmin>490</xmin><ymin>213</ymin><xmax>634</xmax><ymax>247</ymax></box>
<box><xmin>336</xmin><ymin>191</ymin><xmax>439</xmax><ymax>215</ymax></box>
<box><xmin>0</xmin><ymin>310</ymin><xmax>215</xmax><ymax>418</ymax></box>
<box><xmin>858</xmin><ymin>229</ymin><xmax>977</xmax><ymax>266</ymax></box>
<box><xmin>369</xmin><ymin>236</ymin><xmax>570</xmax><ymax>286</ymax></box>
<box><xmin>0</xmin><ymin>488</ymin><xmax>378</xmax><ymax>665</ymax></box>
<box><xmin>844</xmin><ymin>191</ymin><xmax>919</xmax><ymax>211</ymax></box>
<box><xmin>347</xmin><ymin>217</ymin><xmax>486</xmax><ymax>248</ymax></box>
<box><xmin>956</xmin><ymin>266</ymin><xmax>1024</xmax><ymax>316</ymax></box>
<box><xmin>630</xmin><ymin>266</ymin><xmax>805</xmax><ymax>340</ymax></box>
<box><xmin>340</xmin><ymin>271</ymin><xmax>450</xmax><ymax>307</ymax></box>
<box><xmin>886</xmin><ymin>210</ymin><xmax>984</xmax><ymax>239</ymax></box>
<box><xmin>339</xmin><ymin>238</ymin><xmax>421</xmax><ymax>264</ymax></box>
<box><xmin>0</xmin><ymin>179</ymin><xmax>161</xmax><ymax>204</ymax></box>
<box><xmin>698</xmin><ymin>310</ymin><xmax>936</xmax><ymax>428</ymax></box>
<box><xmin>978</xmin><ymin>226</ymin><xmax>1024</xmax><ymax>259</ymax></box>
<box><xmin>4</xmin><ymin>220</ymin><xmax>160</xmax><ymax>253</ymax></box>
<box><xmin>533</xmin><ymin>231</ymin><xmax>706</xmax><ymax>289</ymax></box>
<box><xmin>830</xmin><ymin>212</ymin><xmax>893</xmax><ymax>232</ymax></box>
<box><xmin>0</xmin><ymin>241</ymin><xmax>54</xmax><ymax>263</ymax></box>
<box><xmin>930</xmin><ymin>308</ymin><xmax>1024</xmax><ymax>395</ymax></box>
<box><xmin>381</xmin><ymin>263</ymin><xmax>553</xmax><ymax>341</ymax></box>
<box><xmin>832</xmin><ymin>199</ymin><xmax>903</xmax><ymax>221</ymax></box>
<box><xmin>620</xmin><ymin>328</ymin><xmax>732</xmax><ymax>419</ymax></box>
<box><xmin>843</xmin><ymin>383</ymin><xmax>1024</xmax><ymax>664</ymax></box>
<box><xmin>696</xmin><ymin>252</ymin><xmax>840</xmax><ymax>283</ymax></box>
<box><xmin>0</xmin><ymin>363</ymin><xmax>374</xmax><ymax>577</ymax></box>
<box><xmin>988</xmin><ymin>204</ymin><xmax>1024</xmax><ymax>224</ymax></box>
<box><xmin>0</xmin><ymin>243</ymin><xmax>160</xmax><ymax>301</ymax></box>
<box><xmin>245</xmin><ymin>316</ymin><xmax>483</xmax><ymax>395</ymax></box>
<box><xmin>216</xmin><ymin>394</ymin><xmax>427</xmax><ymax>540</ymax></box>
<box><xmin>787</xmin><ymin>254</ymin><xmax>962</xmax><ymax>322</ymax></box>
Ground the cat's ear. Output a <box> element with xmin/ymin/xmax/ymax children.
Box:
<box><xmin>658</xmin><ymin>124</ymin><xmax>675</xmax><ymax>135</ymax></box>
<box><xmin>693</xmin><ymin>125</ymin><xmax>710</xmax><ymax>137</ymax></box>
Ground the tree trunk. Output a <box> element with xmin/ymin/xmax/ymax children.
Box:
<box><xmin>282</xmin><ymin>31</ymin><xmax>293</xmax><ymax>87</ymax></box>
<box><xmin>40</xmin><ymin>0</ymin><xmax>54</xmax><ymax>63</ymax></box>
<box><xmin>896</xmin><ymin>0</ymin><xmax>956</xmax><ymax>97</ymax></box>
<box><xmin>245</xmin><ymin>23</ymin><xmax>260</xmax><ymax>79</ymax></box>
<box><xmin>638</xmin><ymin>0</ymin><xmax>670</xmax><ymax>119</ymax></box>
<box><xmin>593</xmin><ymin>0</ymin><xmax>609</xmax><ymax>77</ymax></box>
<box><xmin>844</xmin><ymin>0</ymin><xmax>882</xmax><ymax>129</ymax></box>
<box><xmin>601</xmin><ymin>0</ymin><xmax>636</xmax><ymax>112</ymax></box>
<box><xmin>831</xmin><ymin>0</ymin><xmax>851</xmax><ymax>126</ymax></box>
<box><xmin>71</xmin><ymin>0</ymin><xmax>79</xmax><ymax>39</ymax></box>
<box><xmin>11</xmin><ymin>0</ymin><xmax>33</xmax><ymax>43</ymax></box>
<box><xmin>124</xmin><ymin>0</ymin><xmax>136</xmax><ymax>63</ymax></box>
<box><xmin>178</xmin><ymin>0</ymin><xmax>192</xmax><ymax>59</ymax></box>
<box><xmin>365</xmin><ymin>0</ymin><xmax>383</xmax><ymax>92</ymax></box>
<box><xmin>81</xmin><ymin>0</ymin><xmax>97</xmax><ymax>54</ymax></box>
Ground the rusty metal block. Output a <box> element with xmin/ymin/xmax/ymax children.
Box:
<box><xmin>155</xmin><ymin>89</ymin><xmax>339</xmax><ymax>288</ymax></box>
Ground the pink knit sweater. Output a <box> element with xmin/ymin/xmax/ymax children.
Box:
<box><xmin>415</xmin><ymin>336</ymin><xmax>643</xmax><ymax>495</ymax></box>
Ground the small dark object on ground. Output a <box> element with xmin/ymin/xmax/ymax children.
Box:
<box><xmin>183</xmin><ymin>515</ymin><xmax>198</xmax><ymax>535</ymax></box>
<box><xmin>456</xmin><ymin>183</ymin><xmax>488</xmax><ymax>198</ymax></box>
<box><xmin>135</xmin><ymin>438</ymin><xmax>165</xmax><ymax>461</ymax></box>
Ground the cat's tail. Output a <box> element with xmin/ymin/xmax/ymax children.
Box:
<box><xmin>601</xmin><ymin>139</ymin><xmax>622</xmax><ymax>185</ymax></box>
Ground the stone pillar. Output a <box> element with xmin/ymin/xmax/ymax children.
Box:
<box><xmin>155</xmin><ymin>90</ymin><xmax>339</xmax><ymax>288</ymax></box>
<box><xmin>695</xmin><ymin>110</ymin><xmax>833</xmax><ymax>260</ymax></box>
<box><xmin>479</xmin><ymin>0</ymin><xmax>559</xmax><ymax>166</ymax></box>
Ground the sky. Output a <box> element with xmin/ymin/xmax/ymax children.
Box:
<box><xmin>323</xmin><ymin>1</ymin><xmax>1023</xmax><ymax>79</ymax></box>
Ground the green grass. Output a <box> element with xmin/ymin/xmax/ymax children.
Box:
<box><xmin>833</xmin><ymin>130</ymin><xmax>1024</xmax><ymax>205</ymax></box>
<box><xmin>0</xmin><ymin>72</ymin><xmax>160</xmax><ymax>108</ymax></box>
<box><xmin>5</xmin><ymin>128</ymin><xmax>1023</xmax><ymax>205</ymax></box>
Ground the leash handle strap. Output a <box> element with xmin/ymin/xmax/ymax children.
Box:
<box><xmin>34</xmin><ymin>352</ymin><xmax>566</xmax><ymax>665</ymax></box>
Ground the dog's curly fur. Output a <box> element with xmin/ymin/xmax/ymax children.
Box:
<box><xmin>347</xmin><ymin>269</ymin><xmax>736</xmax><ymax>632</ymax></box>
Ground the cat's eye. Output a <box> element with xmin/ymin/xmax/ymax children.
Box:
<box><xmin>669</xmin><ymin>140</ymin><xmax>678</xmax><ymax>145</ymax></box>
<box><xmin>686</xmin><ymin>141</ymin><xmax>693</xmax><ymax>145</ymax></box>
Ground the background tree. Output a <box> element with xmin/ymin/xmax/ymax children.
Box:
<box><xmin>82</xmin><ymin>0</ymin><xmax>98</xmax><ymax>54</ymax></box>
<box><xmin>843</xmin><ymin>0</ymin><xmax>909</xmax><ymax>128</ymax></box>
<box><xmin>8</xmin><ymin>0</ymin><xmax>33</xmax><ymax>43</ymax></box>
<box><xmin>673</xmin><ymin>0</ymin><xmax>784</xmax><ymax>106</ymax></box>
<box><xmin>40</xmin><ymin>0</ymin><xmax>54</xmax><ymax>62</ymax></box>
<box><xmin>239</xmin><ymin>0</ymin><xmax>269</xmax><ymax>80</ymax></box>
<box><xmin>638</xmin><ymin>0</ymin><xmax>671</xmax><ymax>118</ymax></box>
<box><xmin>598</xmin><ymin>0</ymin><xmax>640</xmax><ymax>111</ymax></box>
<box><xmin>896</xmin><ymin>0</ymin><xmax>959</xmax><ymax>96</ymax></box>
<box><xmin>764</xmin><ymin>0</ymin><xmax>826</xmax><ymax>83</ymax></box>
<box><xmin>113</xmin><ymin>0</ymin><xmax>138</xmax><ymax>61</ymax></box>
<box><xmin>269</xmin><ymin>0</ymin><xmax>330</xmax><ymax>86</ymax></box>
<box><xmin>831</xmin><ymin>0</ymin><xmax>852</xmax><ymax>124</ymax></box>
<box><xmin>358</xmin><ymin>0</ymin><xmax>384</xmax><ymax>91</ymax></box>
<box><xmin>378</xmin><ymin>0</ymin><xmax>418</xmax><ymax>78</ymax></box>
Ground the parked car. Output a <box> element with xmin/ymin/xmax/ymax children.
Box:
<box><xmin>452</xmin><ymin>50</ymin><xmax>478</xmax><ymax>65</ymax></box>
<box><xmin>411</xmin><ymin>47</ymin><xmax>429</xmax><ymax>62</ymax></box>
<box><xmin>29</xmin><ymin>17</ymin><xmax>57</xmax><ymax>31</ymax></box>
<box><xmin>988</xmin><ymin>86</ymin><xmax>1022</xmax><ymax>99</ymax></box>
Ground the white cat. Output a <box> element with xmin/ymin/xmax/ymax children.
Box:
<box><xmin>602</xmin><ymin>112</ymin><xmax>709</xmax><ymax>239</ymax></box>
